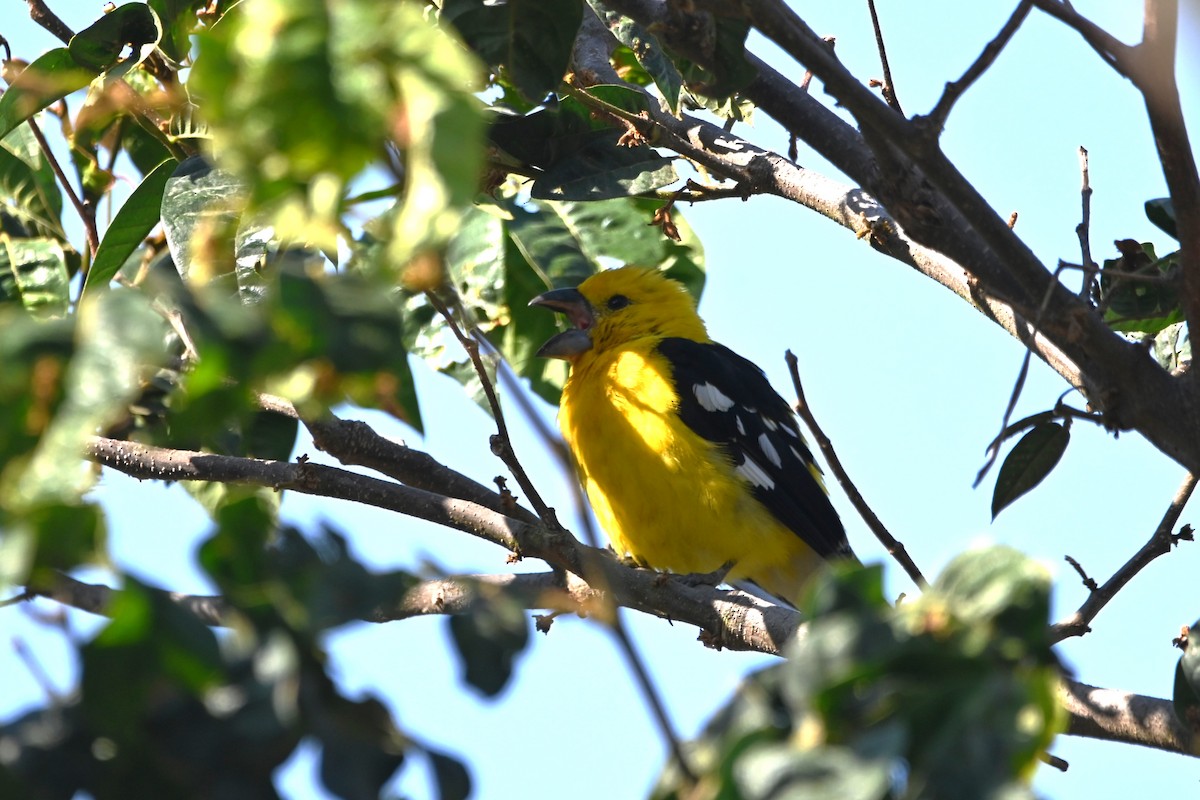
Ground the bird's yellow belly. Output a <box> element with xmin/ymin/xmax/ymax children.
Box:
<box><xmin>560</xmin><ymin>349</ymin><xmax>820</xmax><ymax>602</ymax></box>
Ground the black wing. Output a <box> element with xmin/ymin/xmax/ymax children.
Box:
<box><xmin>656</xmin><ymin>338</ymin><xmax>853</xmax><ymax>561</ymax></box>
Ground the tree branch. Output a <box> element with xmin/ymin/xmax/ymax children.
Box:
<box><xmin>257</xmin><ymin>394</ymin><xmax>540</xmax><ymax>526</ymax></box>
<box><xmin>22</xmin><ymin>567</ymin><xmax>1198</xmax><ymax>758</ymax></box>
<box><xmin>1061</xmin><ymin>679</ymin><xmax>1198</xmax><ymax>754</ymax></box>
<box><xmin>925</xmin><ymin>1</ymin><xmax>1033</xmax><ymax>133</ymax></box>
<box><xmin>1051</xmin><ymin>472</ymin><xmax>1196</xmax><ymax>642</ymax></box>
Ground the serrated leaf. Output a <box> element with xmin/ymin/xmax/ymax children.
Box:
<box><xmin>441</xmin><ymin>0</ymin><xmax>583</xmax><ymax>102</ymax></box>
<box><xmin>0</xmin><ymin>50</ymin><xmax>96</xmax><ymax>142</ymax></box>
<box><xmin>83</xmin><ymin>158</ymin><xmax>176</xmax><ymax>297</ymax></box>
<box><xmin>992</xmin><ymin>422</ymin><xmax>1069</xmax><ymax>518</ymax></box>
<box><xmin>531</xmin><ymin>132</ymin><xmax>678</xmax><ymax>199</ymax></box>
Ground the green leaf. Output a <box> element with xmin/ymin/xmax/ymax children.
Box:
<box><xmin>149</xmin><ymin>0</ymin><xmax>207</xmax><ymax>63</ymax></box>
<box><xmin>592</xmin><ymin>6</ymin><xmax>684</xmax><ymax>114</ymax></box>
<box><xmin>1146</xmin><ymin>197</ymin><xmax>1178</xmax><ymax>239</ymax></box>
<box><xmin>160</xmin><ymin>155</ymin><xmax>244</xmax><ymax>283</ymax></box>
<box><xmin>1100</xmin><ymin>240</ymin><xmax>1181</xmax><ymax>334</ymax></box>
<box><xmin>991</xmin><ymin>422</ymin><xmax>1069</xmax><ymax>518</ymax></box>
<box><xmin>8</xmin><ymin>289</ymin><xmax>168</xmax><ymax>507</ymax></box>
<box><xmin>0</xmin><ymin>123</ymin><xmax>65</xmax><ymax>240</ymax></box>
<box><xmin>441</xmin><ymin>0</ymin><xmax>583</xmax><ymax>101</ymax></box>
<box><xmin>0</xmin><ymin>235</ymin><xmax>70</xmax><ymax>317</ymax></box>
<box><xmin>930</xmin><ymin>545</ymin><xmax>1052</xmax><ymax>643</ymax></box>
<box><xmin>69</xmin><ymin>3</ymin><xmax>163</xmax><ymax>77</ymax></box>
<box><xmin>316</xmin><ymin>694</ymin><xmax>407</xmax><ymax>800</ymax></box>
<box><xmin>531</xmin><ymin>131</ymin><xmax>679</xmax><ymax>200</ymax></box>
<box><xmin>84</xmin><ymin>158</ymin><xmax>176</xmax><ymax>297</ymax></box>
<box><xmin>0</xmin><ymin>50</ymin><xmax>96</xmax><ymax>142</ymax></box>
<box><xmin>447</xmin><ymin>592</ymin><xmax>529</xmax><ymax>697</ymax></box>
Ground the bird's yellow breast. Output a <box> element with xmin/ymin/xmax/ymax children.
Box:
<box><xmin>559</xmin><ymin>345</ymin><xmax>820</xmax><ymax>602</ymax></box>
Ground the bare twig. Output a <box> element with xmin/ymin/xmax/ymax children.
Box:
<box><xmin>12</xmin><ymin>637</ymin><xmax>65</xmax><ymax>705</ymax></box>
<box><xmin>1051</xmin><ymin>472</ymin><xmax>1197</xmax><ymax>642</ymax></box>
<box><xmin>1076</xmin><ymin>146</ymin><xmax>1098</xmax><ymax>297</ymax></box>
<box><xmin>1063</xmin><ymin>554</ymin><xmax>1099</xmax><ymax>591</ymax></box>
<box><xmin>866</xmin><ymin>0</ymin><xmax>903</xmax><ymax>114</ymax></box>
<box><xmin>924</xmin><ymin>1</ymin><xmax>1033</xmax><ymax>133</ymax></box>
<box><xmin>424</xmin><ymin>291</ymin><xmax>561</xmax><ymax>526</ymax></box>
<box><xmin>1033</xmin><ymin>0</ymin><xmax>1200</xmax><ymax>341</ymax></box>
<box><xmin>785</xmin><ymin>350</ymin><xmax>928</xmax><ymax>589</ymax></box>
<box><xmin>24</xmin><ymin>117</ymin><xmax>99</xmax><ymax>255</ymax></box>
<box><xmin>256</xmin><ymin>394</ymin><xmax>540</xmax><ymax>526</ymax></box>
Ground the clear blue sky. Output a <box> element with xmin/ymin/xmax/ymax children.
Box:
<box><xmin>3</xmin><ymin>2</ymin><xmax>1200</xmax><ymax>797</ymax></box>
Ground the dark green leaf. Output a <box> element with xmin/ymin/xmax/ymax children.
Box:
<box><xmin>84</xmin><ymin>158</ymin><xmax>176</xmax><ymax>297</ymax></box>
<box><xmin>0</xmin><ymin>50</ymin><xmax>96</xmax><ymax>142</ymax></box>
<box><xmin>149</xmin><ymin>0</ymin><xmax>206</xmax><ymax>63</ymax></box>
<box><xmin>1100</xmin><ymin>240</ymin><xmax>1181</xmax><ymax>334</ymax></box>
<box><xmin>69</xmin><ymin>3</ymin><xmax>163</xmax><ymax>76</ymax></box>
<box><xmin>23</xmin><ymin>502</ymin><xmax>106</xmax><ymax>580</ymax></box>
<box><xmin>991</xmin><ymin>422</ymin><xmax>1070</xmax><ymax>518</ymax></box>
<box><xmin>593</xmin><ymin>7</ymin><xmax>683</xmax><ymax>114</ymax></box>
<box><xmin>428</xmin><ymin>748</ymin><xmax>472</xmax><ymax>800</ymax></box>
<box><xmin>447</xmin><ymin>593</ymin><xmax>529</xmax><ymax>697</ymax></box>
<box><xmin>442</xmin><ymin>0</ymin><xmax>583</xmax><ymax>101</ymax></box>
<box><xmin>1146</xmin><ymin>197</ymin><xmax>1178</xmax><ymax>239</ymax></box>
<box><xmin>316</xmin><ymin>694</ymin><xmax>406</xmax><ymax>800</ymax></box>
<box><xmin>531</xmin><ymin>131</ymin><xmax>678</xmax><ymax>200</ymax></box>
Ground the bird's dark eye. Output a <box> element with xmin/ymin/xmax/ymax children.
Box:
<box><xmin>606</xmin><ymin>294</ymin><xmax>631</xmax><ymax>311</ymax></box>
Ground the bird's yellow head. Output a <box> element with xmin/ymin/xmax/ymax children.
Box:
<box><xmin>529</xmin><ymin>267</ymin><xmax>709</xmax><ymax>361</ymax></box>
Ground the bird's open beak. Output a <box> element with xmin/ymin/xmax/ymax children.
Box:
<box><xmin>529</xmin><ymin>287</ymin><xmax>594</xmax><ymax>360</ymax></box>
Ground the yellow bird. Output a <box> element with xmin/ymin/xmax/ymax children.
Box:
<box><xmin>530</xmin><ymin>266</ymin><xmax>854</xmax><ymax>606</ymax></box>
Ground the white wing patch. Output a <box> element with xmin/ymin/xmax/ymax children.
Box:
<box><xmin>693</xmin><ymin>381</ymin><xmax>735</xmax><ymax>412</ymax></box>
<box><xmin>735</xmin><ymin>415</ymin><xmax>746</xmax><ymax>435</ymax></box>
<box><xmin>758</xmin><ymin>433</ymin><xmax>782</xmax><ymax>468</ymax></box>
<box><xmin>735</xmin><ymin>455</ymin><xmax>775</xmax><ymax>490</ymax></box>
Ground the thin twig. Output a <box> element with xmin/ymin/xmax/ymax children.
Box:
<box><xmin>489</xmin><ymin>355</ymin><xmax>697</xmax><ymax>782</ymax></box>
<box><xmin>13</xmin><ymin>637</ymin><xmax>65</xmax><ymax>705</ymax></box>
<box><xmin>924</xmin><ymin>1</ymin><xmax>1032</xmax><ymax>133</ymax></box>
<box><xmin>866</xmin><ymin>0</ymin><xmax>903</xmax><ymax>114</ymax></box>
<box><xmin>256</xmin><ymin>394</ymin><xmax>540</xmax><ymax>526</ymax></box>
<box><xmin>785</xmin><ymin>350</ymin><xmax>928</xmax><ymax>589</ymax></box>
<box><xmin>974</xmin><ymin>262</ymin><xmax>1072</xmax><ymax>487</ymax></box>
<box><xmin>424</xmin><ymin>291</ymin><xmax>561</xmax><ymax>527</ymax></box>
<box><xmin>1076</xmin><ymin>146</ymin><xmax>1097</xmax><ymax>297</ymax></box>
<box><xmin>1063</xmin><ymin>554</ymin><xmax>1099</xmax><ymax>591</ymax></box>
<box><xmin>1051</xmin><ymin>472</ymin><xmax>1197</xmax><ymax>642</ymax></box>
<box><xmin>24</xmin><ymin>117</ymin><xmax>99</xmax><ymax>255</ymax></box>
